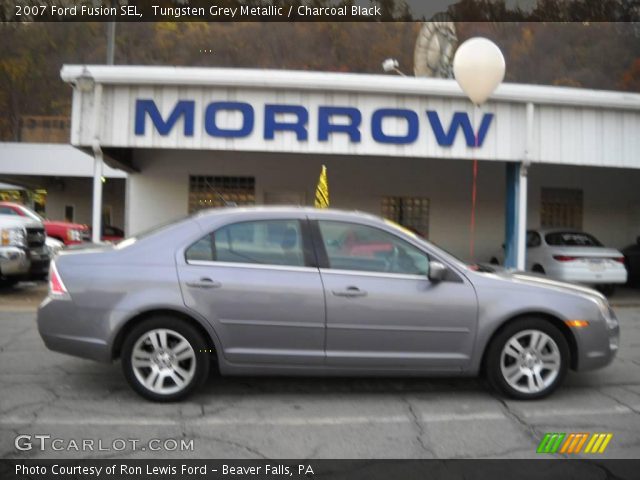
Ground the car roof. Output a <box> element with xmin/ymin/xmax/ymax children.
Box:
<box><xmin>193</xmin><ymin>206</ymin><xmax>383</xmax><ymax>223</ymax></box>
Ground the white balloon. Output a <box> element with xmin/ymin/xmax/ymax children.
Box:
<box><xmin>453</xmin><ymin>37</ymin><xmax>505</xmax><ymax>105</ymax></box>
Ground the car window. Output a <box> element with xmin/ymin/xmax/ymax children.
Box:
<box><xmin>526</xmin><ymin>231</ymin><xmax>541</xmax><ymax>248</ymax></box>
<box><xmin>186</xmin><ymin>219</ymin><xmax>305</xmax><ymax>267</ymax></box>
<box><xmin>318</xmin><ymin>221</ymin><xmax>429</xmax><ymax>275</ymax></box>
<box><xmin>0</xmin><ymin>206</ymin><xmax>18</xmax><ymax>215</ymax></box>
<box><xmin>545</xmin><ymin>231</ymin><xmax>603</xmax><ymax>247</ymax></box>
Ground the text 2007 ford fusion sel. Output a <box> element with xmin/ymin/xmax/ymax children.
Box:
<box><xmin>38</xmin><ymin>207</ymin><xmax>619</xmax><ymax>402</ymax></box>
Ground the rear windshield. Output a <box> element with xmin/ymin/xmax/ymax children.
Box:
<box><xmin>545</xmin><ymin>232</ymin><xmax>603</xmax><ymax>247</ymax></box>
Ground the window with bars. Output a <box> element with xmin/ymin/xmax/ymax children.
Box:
<box><xmin>188</xmin><ymin>176</ymin><xmax>255</xmax><ymax>213</ymax></box>
<box><xmin>381</xmin><ymin>197</ymin><xmax>430</xmax><ymax>238</ymax></box>
<box><xmin>540</xmin><ymin>188</ymin><xmax>583</xmax><ymax>230</ymax></box>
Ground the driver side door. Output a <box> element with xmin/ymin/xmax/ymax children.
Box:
<box><xmin>315</xmin><ymin>220</ymin><xmax>478</xmax><ymax>371</ymax></box>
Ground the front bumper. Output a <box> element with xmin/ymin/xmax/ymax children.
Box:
<box><xmin>28</xmin><ymin>246</ymin><xmax>51</xmax><ymax>277</ymax></box>
<box><xmin>0</xmin><ymin>247</ymin><xmax>30</xmax><ymax>277</ymax></box>
<box><xmin>573</xmin><ymin>306</ymin><xmax>619</xmax><ymax>371</ymax></box>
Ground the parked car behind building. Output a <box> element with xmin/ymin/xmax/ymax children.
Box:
<box><xmin>524</xmin><ymin>229</ymin><xmax>627</xmax><ymax>294</ymax></box>
<box><xmin>490</xmin><ymin>228</ymin><xmax>627</xmax><ymax>295</ymax></box>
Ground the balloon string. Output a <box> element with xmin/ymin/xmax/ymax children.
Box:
<box><xmin>470</xmin><ymin>132</ymin><xmax>478</xmax><ymax>262</ymax></box>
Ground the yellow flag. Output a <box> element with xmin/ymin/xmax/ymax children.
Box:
<box><xmin>314</xmin><ymin>165</ymin><xmax>329</xmax><ymax>208</ymax></box>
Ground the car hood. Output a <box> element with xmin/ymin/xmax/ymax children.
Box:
<box><xmin>44</xmin><ymin>220</ymin><xmax>88</xmax><ymax>230</ymax></box>
<box><xmin>0</xmin><ymin>214</ymin><xmax>43</xmax><ymax>229</ymax></box>
<box><xmin>487</xmin><ymin>268</ymin><xmax>606</xmax><ymax>301</ymax></box>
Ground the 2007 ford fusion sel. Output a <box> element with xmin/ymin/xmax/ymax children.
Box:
<box><xmin>38</xmin><ymin>207</ymin><xmax>619</xmax><ymax>401</ymax></box>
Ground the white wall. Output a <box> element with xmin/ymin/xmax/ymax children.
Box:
<box><xmin>45</xmin><ymin>177</ymin><xmax>125</xmax><ymax>229</ymax></box>
<box><xmin>126</xmin><ymin>150</ymin><xmax>640</xmax><ymax>261</ymax></box>
<box><xmin>126</xmin><ymin>150</ymin><xmax>500</xmax><ymax>262</ymax></box>
<box><xmin>528</xmin><ymin>165</ymin><xmax>640</xmax><ymax>249</ymax></box>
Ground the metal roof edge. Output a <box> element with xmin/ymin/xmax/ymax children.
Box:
<box><xmin>60</xmin><ymin>65</ymin><xmax>640</xmax><ymax>111</ymax></box>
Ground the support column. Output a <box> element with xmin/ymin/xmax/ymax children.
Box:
<box><xmin>505</xmin><ymin>102</ymin><xmax>533</xmax><ymax>270</ymax></box>
<box><xmin>504</xmin><ymin>162</ymin><xmax>528</xmax><ymax>270</ymax></box>
<box><xmin>516</xmin><ymin>163</ymin><xmax>528</xmax><ymax>270</ymax></box>
<box><xmin>504</xmin><ymin>163</ymin><xmax>520</xmax><ymax>269</ymax></box>
<box><xmin>91</xmin><ymin>82</ymin><xmax>103</xmax><ymax>244</ymax></box>
<box><xmin>91</xmin><ymin>147</ymin><xmax>103</xmax><ymax>244</ymax></box>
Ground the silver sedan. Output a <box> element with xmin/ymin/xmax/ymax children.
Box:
<box><xmin>38</xmin><ymin>208</ymin><xmax>619</xmax><ymax>401</ymax></box>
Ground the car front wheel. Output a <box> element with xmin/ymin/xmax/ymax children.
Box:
<box><xmin>121</xmin><ymin>317</ymin><xmax>210</xmax><ymax>402</ymax></box>
<box><xmin>486</xmin><ymin>318</ymin><xmax>569</xmax><ymax>400</ymax></box>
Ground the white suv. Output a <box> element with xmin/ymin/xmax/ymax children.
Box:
<box><xmin>0</xmin><ymin>214</ymin><xmax>50</xmax><ymax>287</ymax></box>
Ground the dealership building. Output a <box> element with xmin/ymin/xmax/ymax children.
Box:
<box><xmin>3</xmin><ymin>65</ymin><xmax>640</xmax><ymax>266</ymax></box>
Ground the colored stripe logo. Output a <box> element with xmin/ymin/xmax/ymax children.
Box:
<box><xmin>537</xmin><ymin>432</ymin><xmax>613</xmax><ymax>454</ymax></box>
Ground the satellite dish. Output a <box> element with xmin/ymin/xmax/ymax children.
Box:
<box><xmin>414</xmin><ymin>20</ymin><xmax>457</xmax><ymax>78</ymax></box>
<box><xmin>453</xmin><ymin>37</ymin><xmax>505</xmax><ymax>105</ymax></box>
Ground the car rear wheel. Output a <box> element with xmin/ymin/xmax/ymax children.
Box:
<box><xmin>121</xmin><ymin>317</ymin><xmax>210</xmax><ymax>402</ymax></box>
<box><xmin>485</xmin><ymin>318</ymin><xmax>569</xmax><ymax>400</ymax></box>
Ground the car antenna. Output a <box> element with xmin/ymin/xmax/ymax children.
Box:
<box><xmin>204</xmin><ymin>179</ymin><xmax>237</xmax><ymax>207</ymax></box>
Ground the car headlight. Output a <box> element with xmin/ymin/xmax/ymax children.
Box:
<box><xmin>594</xmin><ymin>296</ymin><xmax>618</xmax><ymax>330</ymax></box>
<box><xmin>67</xmin><ymin>229</ymin><xmax>82</xmax><ymax>242</ymax></box>
<box><xmin>1</xmin><ymin>227</ymin><xmax>26</xmax><ymax>247</ymax></box>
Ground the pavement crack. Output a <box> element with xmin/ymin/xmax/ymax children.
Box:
<box><xmin>403</xmin><ymin>397</ymin><xmax>436</xmax><ymax>458</ymax></box>
<box><xmin>597</xmin><ymin>388</ymin><xmax>640</xmax><ymax>415</ymax></box>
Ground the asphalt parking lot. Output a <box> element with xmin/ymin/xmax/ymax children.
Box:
<box><xmin>1</xmin><ymin>283</ymin><xmax>639</xmax><ymax>459</ymax></box>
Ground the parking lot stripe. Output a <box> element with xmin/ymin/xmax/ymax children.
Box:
<box><xmin>0</xmin><ymin>405</ymin><xmax>637</xmax><ymax>427</ymax></box>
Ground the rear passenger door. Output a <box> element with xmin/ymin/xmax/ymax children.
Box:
<box><xmin>177</xmin><ymin>217</ymin><xmax>326</xmax><ymax>367</ymax></box>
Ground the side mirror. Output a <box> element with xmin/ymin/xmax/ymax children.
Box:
<box><xmin>428</xmin><ymin>261</ymin><xmax>448</xmax><ymax>282</ymax></box>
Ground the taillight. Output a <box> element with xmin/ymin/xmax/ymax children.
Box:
<box><xmin>553</xmin><ymin>255</ymin><xmax>578</xmax><ymax>262</ymax></box>
<box><xmin>612</xmin><ymin>257</ymin><xmax>625</xmax><ymax>264</ymax></box>
<box><xmin>49</xmin><ymin>261</ymin><xmax>68</xmax><ymax>296</ymax></box>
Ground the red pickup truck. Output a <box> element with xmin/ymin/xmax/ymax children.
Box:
<box><xmin>0</xmin><ymin>201</ymin><xmax>90</xmax><ymax>245</ymax></box>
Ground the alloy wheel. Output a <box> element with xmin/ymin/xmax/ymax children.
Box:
<box><xmin>499</xmin><ymin>329</ymin><xmax>561</xmax><ymax>395</ymax></box>
<box><xmin>130</xmin><ymin>328</ymin><xmax>196</xmax><ymax>395</ymax></box>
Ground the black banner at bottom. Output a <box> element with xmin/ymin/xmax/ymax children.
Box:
<box><xmin>1</xmin><ymin>459</ymin><xmax>639</xmax><ymax>480</ymax></box>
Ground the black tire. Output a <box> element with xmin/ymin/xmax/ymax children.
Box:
<box><xmin>532</xmin><ymin>264</ymin><xmax>545</xmax><ymax>274</ymax></box>
<box><xmin>485</xmin><ymin>317</ymin><xmax>569</xmax><ymax>400</ymax></box>
<box><xmin>0</xmin><ymin>277</ymin><xmax>19</xmax><ymax>288</ymax></box>
<box><xmin>121</xmin><ymin>316</ymin><xmax>210</xmax><ymax>402</ymax></box>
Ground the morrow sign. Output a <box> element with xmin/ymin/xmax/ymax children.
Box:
<box><xmin>134</xmin><ymin>99</ymin><xmax>494</xmax><ymax>147</ymax></box>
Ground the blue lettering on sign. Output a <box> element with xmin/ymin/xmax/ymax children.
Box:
<box><xmin>135</xmin><ymin>99</ymin><xmax>195</xmax><ymax>136</ymax></box>
<box><xmin>205</xmin><ymin>102</ymin><xmax>254</xmax><ymax>138</ymax></box>
<box><xmin>427</xmin><ymin>110</ymin><xmax>493</xmax><ymax>147</ymax></box>
<box><xmin>371</xmin><ymin>109</ymin><xmax>419</xmax><ymax>144</ymax></box>
<box><xmin>134</xmin><ymin>99</ymin><xmax>493</xmax><ymax>147</ymax></box>
<box><xmin>318</xmin><ymin>106</ymin><xmax>361</xmax><ymax>142</ymax></box>
<box><xmin>264</xmin><ymin>105</ymin><xmax>308</xmax><ymax>140</ymax></box>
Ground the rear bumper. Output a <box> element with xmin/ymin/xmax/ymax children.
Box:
<box><xmin>37</xmin><ymin>296</ymin><xmax>111</xmax><ymax>362</ymax></box>
<box><xmin>547</xmin><ymin>265</ymin><xmax>627</xmax><ymax>285</ymax></box>
<box><xmin>0</xmin><ymin>247</ymin><xmax>30</xmax><ymax>277</ymax></box>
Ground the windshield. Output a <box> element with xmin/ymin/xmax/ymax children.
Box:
<box><xmin>545</xmin><ymin>231</ymin><xmax>603</xmax><ymax>247</ymax></box>
<box><xmin>16</xmin><ymin>205</ymin><xmax>45</xmax><ymax>223</ymax></box>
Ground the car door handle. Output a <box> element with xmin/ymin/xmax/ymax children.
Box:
<box><xmin>186</xmin><ymin>278</ymin><xmax>221</xmax><ymax>289</ymax></box>
<box><xmin>332</xmin><ymin>286</ymin><xmax>367</xmax><ymax>298</ymax></box>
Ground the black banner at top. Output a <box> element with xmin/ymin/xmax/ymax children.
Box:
<box><xmin>1</xmin><ymin>0</ymin><xmax>640</xmax><ymax>22</ymax></box>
